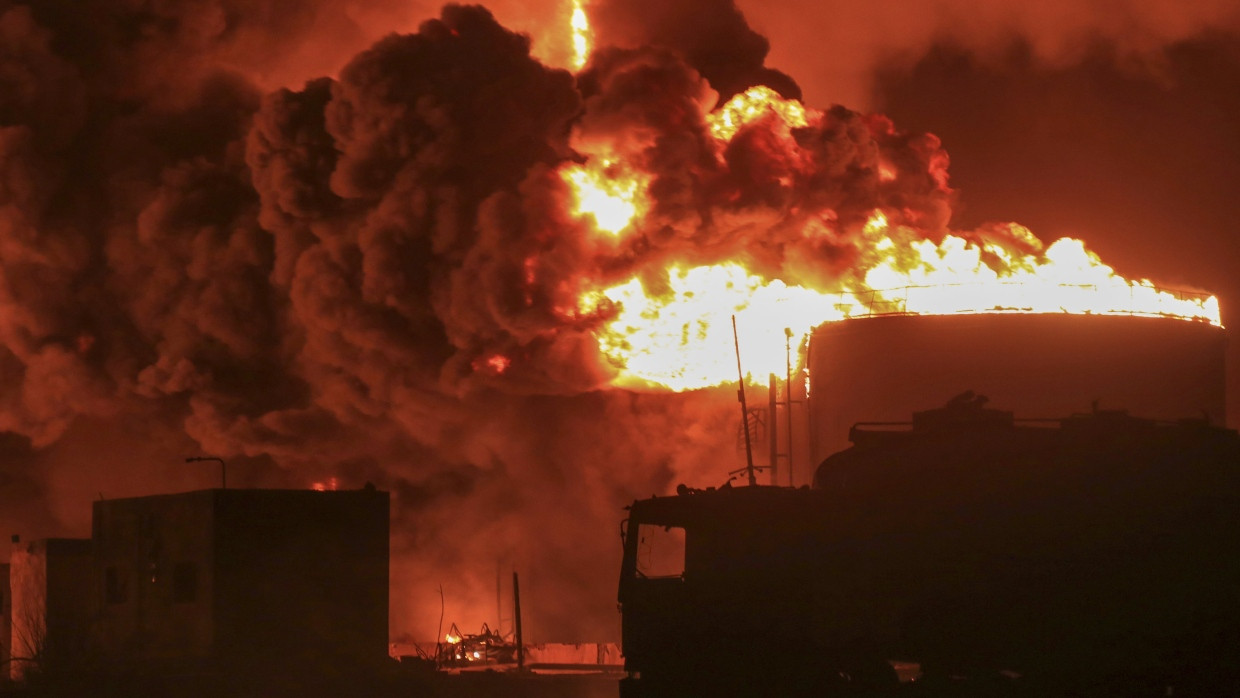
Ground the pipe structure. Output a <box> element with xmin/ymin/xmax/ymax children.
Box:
<box><xmin>513</xmin><ymin>571</ymin><xmax>525</xmax><ymax>670</ymax></box>
<box><xmin>185</xmin><ymin>456</ymin><xmax>226</xmax><ymax>489</ymax></box>
<box><xmin>785</xmin><ymin>327</ymin><xmax>794</xmax><ymax>487</ymax></box>
<box><xmin>768</xmin><ymin>374</ymin><xmax>778</xmax><ymax>486</ymax></box>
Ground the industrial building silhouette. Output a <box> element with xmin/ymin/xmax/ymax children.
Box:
<box><xmin>3</xmin><ymin>487</ymin><xmax>388</xmax><ymax>682</ymax></box>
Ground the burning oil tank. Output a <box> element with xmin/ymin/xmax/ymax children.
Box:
<box><xmin>806</xmin><ymin>313</ymin><xmax>1226</xmax><ymax>463</ymax></box>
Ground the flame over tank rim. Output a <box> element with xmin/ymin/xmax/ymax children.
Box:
<box><xmin>832</xmin><ymin>281</ymin><xmax>1222</xmax><ymax>328</ymax></box>
<box><xmin>810</xmin><ymin>308</ymin><xmax>1227</xmax><ymax>330</ymax></box>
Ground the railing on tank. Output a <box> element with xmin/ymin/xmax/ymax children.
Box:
<box><xmin>840</xmin><ymin>281</ymin><xmax>1218</xmax><ymax>323</ymax></box>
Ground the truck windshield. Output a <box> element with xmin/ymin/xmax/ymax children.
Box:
<box><xmin>634</xmin><ymin>523</ymin><xmax>686</xmax><ymax>579</ymax></box>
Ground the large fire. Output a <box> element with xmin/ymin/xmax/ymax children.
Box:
<box><xmin>562</xmin><ymin>86</ymin><xmax>1220</xmax><ymax>392</ymax></box>
<box><xmin>564</xmin><ymin>158</ymin><xmax>649</xmax><ymax>235</ymax></box>
<box><xmin>569</xmin><ymin>0</ymin><xmax>591</xmax><ymax>70</ymax></box>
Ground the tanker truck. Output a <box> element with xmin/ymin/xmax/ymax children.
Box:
<box><xmin>617</xmin><ymin>396</ymin><xmax>1240</xmax><ymax>696</ymax></box>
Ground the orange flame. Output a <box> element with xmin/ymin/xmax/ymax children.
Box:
<box><xmin>569</xmin><ymin>0</ymin><xmax>591</xmax><ymax>70</ymax></box>
<box><xmin>586</xmin><ymin>264</ymin><xmax>849</xmax><ymax>390</ymax></box>
<box><xmin>563</xmin><ymin>158</ymin><xmax>649</xmax><ymax>235</ymax></box>
<box><xmin>707</xmin><ymin>85</ymin><xmax>808</xmax><ymax>142</ymax></box>
<box><xmin>560</xmin><ymin>85</ymin><xmax>1220</xmax><ymax>392</ymax></box>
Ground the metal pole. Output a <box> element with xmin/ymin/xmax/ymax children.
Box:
<box><xmin>785</xmin><ymin>328</ymin><xmax>795</xmax><ymax>487</ymax></box>
<box><xmin>513</xmin><ymin>571</ymin><xmax>525</xmax><ymax>670</ymax></box>
<box><xmin>732</xmin><ymin>316</ymin><xmax>757</xmax><ymax>486</ymax></box>
<box><xmin>768</xmin><ymin>373</ymin><xmax>778</xmax><ymax>486</ymax></box>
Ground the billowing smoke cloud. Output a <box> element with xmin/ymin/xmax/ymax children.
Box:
<box><xmin>566</xmin><ymin>38</ymin><xmax>956</xmax><ymax>289</ymax></box>
<box><xmin>0</xmin><ymin>0</ymin><xmax>782</xmax><ymax>641</ymax></box>
<box><xmin>2</xmin><ymin>0</ymin><xmax>1237</xmax><ymax>644</ymax></box>
<box><xmin>589</xmin><ymin>0</ymin><xmax>800</xmax><ymax>102</ymax></box>
<box><xmin>738</xmin><ymin>0</ymin><xmax>1240</xmax><ymax>108</ymax></box>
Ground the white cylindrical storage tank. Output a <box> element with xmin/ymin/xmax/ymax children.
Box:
<box><xmin>807</xmin><ymin>314</ymin><xmax>1226</xmax><ymax>464</ymax></box>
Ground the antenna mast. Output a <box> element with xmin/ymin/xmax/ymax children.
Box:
<box><xmin>732</xmin><ymin>316</ymin><xmax>758</xmax><ymax>486</ymax></box>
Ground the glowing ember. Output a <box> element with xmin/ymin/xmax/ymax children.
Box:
<box><xmin>569</xmin><ymin>0</ymin><xmax>591</xmax><ymax>70</ymax></box>
<box><xmin>557</xmin><ymin>77</ymin><xmax>1221</xmax><ymax>392</ymax></box>
<box><xmin>563</xmin><ymin>159</ymin><xmax>648</xmax><ymax>235</ymax></box>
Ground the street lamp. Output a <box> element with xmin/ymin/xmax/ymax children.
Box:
<box><xmin>185</xmin><ymin>456</ymin><xmax>226</xmax><ymax>489</ymax></box>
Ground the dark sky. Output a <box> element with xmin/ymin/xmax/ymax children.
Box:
<box><xmin>2</xmin><ymin>0</ymin><xmax>1239</xmax><ymax>642</ymax></box>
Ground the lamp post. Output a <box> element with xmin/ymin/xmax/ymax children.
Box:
<box><xmin>185</xmin><ymin>456</ymin><xmax>226</xmax><ymax>489</ymax></box>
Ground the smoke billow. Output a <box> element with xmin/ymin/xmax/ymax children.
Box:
<box><xmin>588</xmin><ymin>0</ymin><xmax>800</xmax><ymax>103</ymax></box>
<box><xmin>737</xmin><ymin>0</ymin><xmax>1240</xmax><ymax>109</ymax></box>
<box><xmin>0</xmin><ymin>0</ymin><xmax>778</xmax><ymax>641</ymax></box>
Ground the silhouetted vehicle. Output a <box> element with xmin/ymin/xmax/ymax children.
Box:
<box><xmin>618</xmin><ymin>396</ymin><xmax>1240</xmax><ymax>696</ymax></box>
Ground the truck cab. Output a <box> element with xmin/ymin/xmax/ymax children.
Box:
<box><xmin>618</xmin><ymin>401</ymin><xmax>1240</xmax><ymax>695</ymax></box>
<box><xmin>618</xmin><ymin>485</ymin><xmax>899</xmax><ymax>697</ymax></box>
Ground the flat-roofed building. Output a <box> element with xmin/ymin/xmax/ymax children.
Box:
<box><xmin>90</xmin><ymin>488</ymin><xmax>389</xmax><ymax>674</ymax></box>
<box><xmin>8</xmin><ymin>539</ymin><xmax>93</xmax><ymax>680</ymax></box>
<box><xmin>1</xmin><ymin>562</ymin><xmax>9</xmax><ymax>681</ymax></box>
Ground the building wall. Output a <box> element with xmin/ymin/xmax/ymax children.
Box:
<box><xmin>92</xmin><ymin>491</ymin><xmax>216</xmax><ymax>668</ymax></box>
<box><xmin>8</xmin><ymin>539</ymin><xmax>92</xmax><ymax>680</ymax></box>
<box><xmin>807</xmin><ymin>314</ymin><xmax>1227</xmax><ymax>464</ymax></box>
<box><xmin>212</xmin><ymin>488</ymin><xmax>389</xmax><ymax>669</ymax></box>
<box><xmin>1</xmin><ymin>563</ymin><xmax>9</xmax><ymax>681</ymax></box>
<box><xmin>90</xmin><ymin>488</ymin><xmax>389</xmax><ymax>672</ymax></box>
